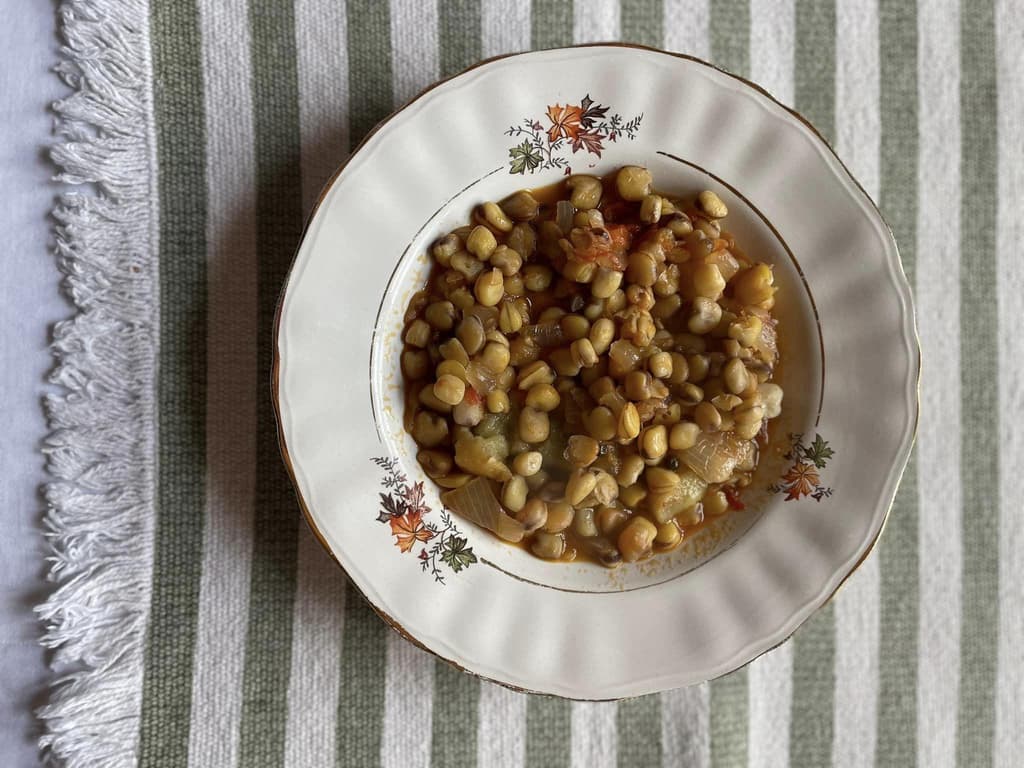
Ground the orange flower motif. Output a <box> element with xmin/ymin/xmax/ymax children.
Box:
<box><xmin>782</xmin><ymin>461</ymin><xmax>820</xmax><ymax>501</ymax></box>
<box><xmin>546</xmin><ymin>103</ymin><xmax>584</xmax><ymax>143</ymax></box>
<box><xmin>389</xmin><ymin>510</ymin><xmax>435</xmax><ymax>552</ymax></box>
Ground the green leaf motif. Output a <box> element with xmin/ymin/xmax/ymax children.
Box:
<box><xmin>440</xmin><ymin>536</ymin><xmax>478</xmax><ymax>573</ymax></box>
<box><xmin>509</xmin><ymin>140</ymin><xmax>542</xmax><ymax>175</ymax></box>
<box><xmin>805</xmin><ymin>434</ymin><xmax>835</xmax><ymax>469</ymax></box>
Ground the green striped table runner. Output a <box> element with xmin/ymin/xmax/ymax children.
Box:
<box><xmin>40</xmin><ymin>0</ymin><xmax>1022</xmax><ymax>766</ymax></box>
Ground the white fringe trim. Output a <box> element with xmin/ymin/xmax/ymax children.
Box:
<box><xmin>37</xmin><ymin>0</ymin><xmax>157</xmax><ymax>765</ymax></box>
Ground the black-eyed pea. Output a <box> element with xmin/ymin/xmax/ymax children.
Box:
<box><xmin>565</xmin><ymin>174</ymin><xmax>603</xmax><ymax>209</ymax></box>
<box><xmin>688</xmin><ymin>296</ymin><xmax>723</xmax><ymax>334</ymax></box>
<box><xmin>526</xmin><ymin>383</ymin><xmax>561</xmax><ymax>412</ymax></box>
<box><xmin>432</xmin><ymin>233</ymin><xmax>461</xmax><ymax>266</ymax></box>
<box><xmin>515</xmin><ymin>498</ymin><xmax>548</xmax><ymax>532</ymax></box>
<box><xmin>686</xmin><ymin>354</ymin><xmax>710</xmax><ymax>383</ymax></box>
<box><xmin>617</xmin><ymin>516</ymin><xmax>657</xmax><ymax>562</ymax></box>
<box><xmin>550</xmin><ymin>347</ymin><xmax>582</xmax><ymax>377</ymax></box>
<box><xmin>640</xmin><ymin>424</ymin><xmax>668</xmax><ymax>461</ymax></box>
<box><xmin>501</xmin><ymin>191</ymin><xmax>540</xmax><ymax>221</ymax></box>
<box><xmin>433</xmin><ymin>374</ymin><xmax>466</xmax><ymax>406</ymax></box>
<box><xmin>592</xmin><ymin>267</ymin><xmax>623</xmax><ymax>299</ymax></box>
<box><xmin>566</xmin><ymin>468</ymin><xmax>598</xmax><ymax>506</ymax></box>
<box><xmin>560</xmin><ymin>313</ymin><xmax>591</xmax><ymax>341</ymax></box>
<box><xmin>456</xmin><ymin>315</ymin><xmax>485</xmax><ymax>355</ymax></box>
<box><xmin>563</xmin><ymin>258</ymin><xmax>597</xmax><ymax>283</ymax></box>
<box><xmin>669</xmin><ymin>421</ymin><xmax>700</xmax><ymax>451</ymax></box>
<box><xmin>586</xmin><ymin>405</ymin><xmax>618</xmax><ymax>441</ymax></box>
<box><xmin>697</xmin><ymin>190</ymin><xmax>729</xmax><ymax>219</ymax></box>
<box><xmin>486</xmin><ymin>390</ymin><xmax>510</xmax><ymax>414</ymax></box>
<box><xmin>589</xmin><ymin>318</ymin><xmax>616</xmax><ymax>355</ymax></box>
<box><xmin>531</xmin><ymin>531</ymin><xmax>566</xmax><ymax>559</ymax></box>
<box><xmin>522</xmin><ymin>264</ymin><xmax>553</xmax><ymax>291</ymax></box>
<box><xmin>424</xmin><ymin>300</ymin><xmax>457</xmax><ymax>330</ymax></box>
<box><xmin>478</xmin><ymin>201</ymin><xmax>514</xmax><ymax>233</ymax></box>
<box><xmin>615</xmin><ymin>165</ymin><xmax>653</xmax><ymax>201</ymax></box>
<box><xmin>474</xmin><ymin>268</ymin><xmax>505</xmax><ymax>306</ymax></box>
<box><xmin>617</xmin><ymin>402</ymin><xmax>641</xmax><ymax>440</ymax></box>
<box><xmin>567</xmin><ymin>434</ymin><xmax>600</xmax><ymax>467</ymax></box>
<box><xmin>517</xmin><ymin>360</ymin><xmax>555</xmax><ymax>389</ymax></box>
<box><xmin>417</xmin><ymin>449</ymin><xmax>453</xmax><ymax>478</ymax></box>
<box><xmin>519</xmin><ymin>407</ymin><xmax>550</xmax><ymax>443</ymax></box>
<box><xmin>498</xmin><ymin>301</ymin><xmax>523</xmax><ymax>334</ymax></box>
<box><xmin>652</xmin><ymin>294</ymin><xmax>683</xmax><ymax>320</ymax></box>
<box><xmin>625</xmin><ymin>370</ymin><xmax>653</xmax><ymax>400</ymax></box>
<box><xmin>489</xmin><ymin>245</ymin><xmax>522</xmax><ymax>276</ymax></box>
<box><xmin>645</xmin><ymin>466</ymin><xmax>680</xmax><ymax>493</ymax></box>
<box><xmin>648</xmin><ymin>351</ymin><xmax>673</xmax><ymax>379</ymax></box>
<box><xmin>592</xmin><ymin>471</ymin><xmax>619</xmax><ymax>505</ymax></box>
<box><xmin>571</xmin><ymin>338</ymin><xmax>599</xmax><ymax>368</ymax></box>
<box><xmin>597</xmin><ymin>505</ymin><xmax>629</xmax><ymax>536</ymax></box>
<box><xmin>723</xmin><ymin>358</ymin><xmax>749</xmax><ymax>395</ymax></box>
<box><xmin>512</xmin><ymin>451</ymin><xmax>543</xmax><ymax>477</ymax></box>
<box><xmin>667</xmin><ymin>352</ymin><xmax>689</xmax><ymax>384</ymax></box>
<box><xmin>678</xmin><ymin>382</ymin><xmax>704</xmax><ymax>407</ymax></box>
<box><xmin>640</xmin><ymin>194</ymin><xmax>663</xmax><ymax>224</ymax></box>
<box><xmin>711</xmin><ymin>393</ymin><xmax>743</xmax><ymax>412</ymax></box>
<box><xmin>401</xmin><ymin>348</ymin><xmax>430</xmax><ymax>379</ymax></box>
<box><xmin>760</xmin><ymin>383</ymin><xmax>784</xmax><ymax>419</ymax></box>
<box><xmin>693</xmin><ymin>263</ymin><xmax>726</xmax><ymax>300</ymax></box>
<box><xmin>574</xmin><ymin>506</ymin><xmax>599</xmax><ymax>537</ymax></box>
<box><xmin>626</xmin><ymin>251</ymin><xmax>658</xmax><ymax>287</ymax></box>
<box><xmin>404</xmin><ymin>318</ymin><xmax>431</xmax><ymax>348</ymax></box>
<box><xmin>544</xmin><ymin>501</ymin><xmax>575</xmax><ymax>533</ymax></box>
<box><xmin>412</xmin><ymin>411</ymin><xmax>449</xmax><ymax>447</ymax></box>
<box><xmin>451</xmin><ymin>250</ymin><xmax>484</xmax><ymax>280</ymax></box>
<box><xmin>654</xmin><ymin>521</ymin><xmax>682</xmax><ymax>549</ymax></box>
<box><xmin>617</xmin><ymin>453</ymin><xmax>646</xmax><ymax>487</ymax></box>
<box><xmin>502</xmin><ymin>475</ymin><xmax>528</xmax><ymax>512</ymax></box>
<box><xmin>466</xmin><ymin>224</ymin><xmax>497</xmax><ymax>260</ymax></box>
<box><xmin>695</xmin><ymin>402</ymin><xmax>721</xmax><ymax>432</ymax></box>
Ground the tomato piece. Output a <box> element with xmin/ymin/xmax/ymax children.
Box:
<box><xmin>723</xmin><ymin>486</ymin><xmax>746</xmax><ymax>510</ymax></box>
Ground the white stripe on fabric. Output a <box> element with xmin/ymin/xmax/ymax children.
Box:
<box><xmin>295</xmin><ymin>0</ymin><xmax>350</xmax><ymax>212</ymax></box>
<box><xmin>995</xmin><ymin>1</ymin><xmax>1024</xmax><ymax>764</ymax></box>
<box><xmin>832</xmin><ymin>3</ymin><xmax>881</xmax><ymax>767</ymax></box>
<box><xmin>282</xmin><ymin>529</ymin><xmax>346</xmax><ymax>768</ymax></box>
<box><xmin>282</xmin><ymin>4</ymin><xmax>351</xmax><ymax>763</ymax></box>
<box><xmin>916</xmin><ymin>2</ymin><xmax>963</xmax><ymax>767</ymax></box>
<box><xmin>482</xmin><ymin>0</ymin><xmax>531</xmax><ymax>57</ymax></box>
<box><xmin>663</xmin><ymin>0</ymin><xmax>710</xmax><ymax>60</ymax></box>
<box><xmin>744</xmin><ymin>8</ymin><xmax>795</xmax><ymax>764</ymax></box>
<box><xmin>748</xmin><ymin>648</ymin><xmax>793</xmax><ymax>768</ymax></box>
<box><xmin>572</xmin><ymin>0</ymin><xmax>620</xmax><ymax>44</ymax></box>
<box><xmin>186</xmin><ymin>2</ymin><xmax>258</xmax><ymax>765</ymax></box>
<box><xmin>749</xmin><ymin>0</ymin><xmax>795</xmax><ymax>105</ymax></box>
<box><xmin>380</xmin><ymin>634</ymin><xmax>434</xmax><ymax>768</ymax></box>
<box><xmin>660</xmin><ymin>683</ymin><xmax>710</xmax><ymax>768</ymax></box>
<box><xmin>571</xmin><ymin>701</ymin><xmax>617</xmax><ymax>768</ymax></box>
<box><xmin>476</xmin><ymin>683</ymin><xmax>527</xmax><ymax>768</ymax></box>
<box><xmin>390</xmin><ymin>0</ymin><xmax>440</xmax><ymax>107</ymax></box>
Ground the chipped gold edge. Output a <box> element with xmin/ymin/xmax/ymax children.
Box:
<box><xmin>271</xmin><ymin>42</ymin><xmax>923</xmax><ymax>701</ymax></box>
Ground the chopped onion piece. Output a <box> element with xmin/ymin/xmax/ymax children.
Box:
<box><xmin>442</xmin><ymin>477</ymin><xmax>525</xmax><ymax>542</ymax></box>
<box><xmin>681</xmin><ymin>432</ymin><xmax>756</xmax><ymax>484</ymax></box>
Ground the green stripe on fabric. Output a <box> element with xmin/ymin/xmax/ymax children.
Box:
<box><xmin>525</xmin><ymin>696</ymin><xmax>571</xmax><ymax>768</ymax></box>
<box><xmin>789</xmin><ymin>3</ymin><xmax>837</xmax><ymax>766</ymax></box>
<box><xmin>709</xmin><ymin>0</ymin><xmax>750</xmax><ymax>77</ymax></box>
<box><xmin>710</xmin><ymin>669</ymin><xmax>747</xmax><ymax>768</ymax></box>
<box><xmin>532</xmin><ymin>0</ymin><xmax>574</xmax><ymax>50</ymax></box>
<box><xmin>139</xmin><ymin>1</ymin><xmax>207</xmax><ymax>763</ymax></box>
<box><xmin>617</xmin><ymin>696</ymin><xmax>661</xmax><ymax>768</ymax></box>
<box><xmin>337</xmin><ymin>583</ymin><xmax>387</xmax><ymax>768</ymax></box>
<box><xmin>236</xmin><ymin>1</ymin><xmax>304</xmax><ymax>764</ymax></box>
<box><xmin>957</xmin><ymin>0</ymin><xmax>1000</xmax><ymax>765</ymax></box>
<box><xmin>347</xmin><ymin>0</ymin><xmax>393</xmax><ymax>147</ymax></box>
<box><xmin>439</xmin><ymin>0</ymin><xmax>483</xmax><ymax>77</ymax></box>
<box><xmin>620</xmin><ymin>0</ymin><xmax>663</xmax><ymax>48</ymax></box>
<box><xmin>875</xmin><ymin>1</ymin><xmax>919</xmax><ymax>765</ymax></box>
<box><xmin>431</xmin><ymin>662</ymin><xmax>480</xmax><ymax>768</ymax></box>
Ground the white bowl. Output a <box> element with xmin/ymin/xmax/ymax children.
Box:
<box><xmin>274</xmin><ymin>44</ymin><xmax>919</xmax><ymax>699</ymax></box>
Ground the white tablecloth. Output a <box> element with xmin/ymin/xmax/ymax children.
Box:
<box><xmin>1</xmin><ymin>2</ymin><xmax>66</xmax><ymax>765</ymax></box>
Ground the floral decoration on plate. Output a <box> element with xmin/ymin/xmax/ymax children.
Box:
<box><xmin>504</xmin><ymin>94</ymin><xmax>643</xmax><ymax>175</ymax></box>
<box><xmin>770</xmin><ymin>433</ymin><xmax>835</xmax><ymax>501</ymax></box>
<box><xmin>372</xmin><ymin>457</ymin><xmax>477</xmax><ymax>583</ymax></box>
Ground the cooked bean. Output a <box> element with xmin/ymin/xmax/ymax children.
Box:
<box><xmin>640</xmin><ymin>424</ymin><xmax>668</xmax><ymax>461</ymax></box>
<box><xmin>703</xmin><ymin>489</ymin><xmax>729</xmax><ymax>516</ymax></box>
<box><xmin>424</xmin><ymin>300</ymin><xmax>456</xmax><ymax>330</ymax></box>
<box><xmin>450</xmin><ymin>250</ymin><xmax>484</xmax><ymax>280</ymax></box>
<box><xmin>531</xmin><ymin>532</ymin><xmax>566</xmax><ymax>559</ymax></box>
<box><xmin>523</xmin><ymin>264</ymin><xmax>553</xmax><ymax>291</ymax></box>
<box><xmin>487</xmin><ymin>390</ymin><xmax>510</xmax><ymax>413</ymax></box>
<box><xmin>401</xmin><ymin>348</ymin><xmax>429</xmax><ymax>379</ymax></box>
<box><xmin>654</xmin><ymin>521</ymin><xmax>682</xmax><ymax>549</ymax></box>
<box><xmin>567</xmin><ymin>434</ymin><xmax>600</xmax><ymax>467</ymax></box>
<box><xmin>617</xmin><ymin>453</ymin><xmax>646</xmax><ymax>486</ymax></box>
<box><xmin>592</xmin><ymin>267</ymin><xmax>623</xmax><ymax>299</ymax></box>
<box><xmin>456</xmin><ymin>315</ymin><xmax>485</xmax><ymax>354</ymax></box>
<box><xmin>665</xmin><ymin>211</ymin><xmax>694</xmax><ymax>237</ymax></box>
<box><xmin>433</xmin><ymin>374</ymin><xmax>465</xmax><ymax>406</ymax></box>
<box><xmin>571</xmin><ymin>338</ymin><xmax>599</xmax><ymax>368</ymax></box>
<box><xmin>516</xmin><ymin>498</ymin><xmax>548</xmax><ymax>532</ymax></box>
<box><xmin>404</xmin><ymin>318</ymin><xmax>431</xmax><ymax>348</ymax></box>
<box><xmin>617</xmin><ymin>402</ymin><xmax>641</xmax><ymax>440</ymax></box>
<box><xmin>723</xmin><ymin>358</ymin><xmax>749</xmax><ymax>394</ymax></box>
<box><xmin>626</xmin><ymin>251</ymin><xmax>658</xmax><ymax>287</ymax></box>
<box><xmin>519</xmin><ymin>407</ymin><xmax>550</xmax><ymax>443</ymax></box>
<box><xmin>693</xmin><ymin>264</ymin><xmax>726</xmax><ymax>301</ymax></box>
<box><xmin>479</xmin><ymin>201</ymin><xmax>514</xmax><ymax>233</ymax></box>
<box><xmin>648</xmin><ymin>351</ymin><xmax>673</xmax><ymax>379</ymax></box>
<box><xmin>589</xmin><ymin>318</ymin><xmax>616</xmax><ymax>355</ymax></box>
<box><xmin>695</xmin><ymin>217</ymin><xmax>721</xmax><ymax>239</ymax></box>
<box><xmin>517</xmin><ymin>360</ymin><xmax>555</xmax><ymax>389</ymax></box>
<box><xmin>712</xmin><ymin>393</ymin><xmax>743</xmax><ymax>411</ymax></box>
<box><xmin>597</xmin><ymin>505</ymin><xmax>628</xmax><ymax>535</ymax></box>
<box><xmin>417</xmin><ymin>449</ymin><xmax>452</xmax><ymax>478</ymax></box>
<box><xmin>490</xmin><ymin>245</ymin><xmax>522</xmax><ymax>276</ymax></box>
<box><xmin>560</xmin><ymin>313</ymin><xmax>590</xmax><ymax>341</ymax></box>
<box><xmin>593</xmin><ymin>472</ymin><xmax>619</xmax><ymax>505</ymax></box>
<box><xmin>474</xmin><ymin>268</ymin><xmax>504</xmax><ymax>306</ymax></box>
<box><xmin>574</xmin><ymin>506</ymin><xmax>599</xmax><ymax>537</ymax></box>
<box><xmin>432</xmin><ymin>233</ymin><xmax>461</xmax><ymax>266</ymax></box>
<box><xmin>729</xmin><ymin>315</ymin><xmax>763</xmax><ymax>347</ymax></box>
<box><xmin>625</xmin><ymin>370</ymin><xmax>653</xmax><ymax>401</ymax></box>
<box><xmin>618</xmin><ymin>517</ymin><xmax>657</xmax><ymax>562</ymax></box>
<box><xmin>640</xmin><ymin>194</ymin><xmax>663</xmax><ymax>224</ymax></box>
<box><xmin>618</xmin><ymin>482</ymin><xmax>647</xmax><ymax>508</ymax></box>
<box><xmin>566</xmin><ymin>469</ymin><xmax>598</xmax><ymax>505</ymax></box>
<box><xmin>498</xmin><ymin>301</ymin><xmax>523</xmax><ymax>334</ymax></box>
<box><xmin>526</xmin><ymin>383</ymin><xmax>561</xmax><ymax>411</ymax></box>
<box><xmin>565</xmin><ymin>174</ymin><xmax>603</xmax><ymax>209</ymax></box>
<box><xmin>501</xmin><ymin>190</ymin><xmax>540</xmax><ymax>221</ymax></box>
<box><xmin>563</xmin><ymin>258</ymin><xmax>597</xmax><ymax>283</ymax></box>
<box><xmin>678</xmin><ymin>382</ymin><xmax>704</xmax><ymax>406</ymax></box>
<box><xmin>466</xmin><ymin>225</ymin><xmax>497</xmax><ymax>260</ymax></box>
<box><xmin>550</xmin><ymin>347</ymin><xmax>582</xmax><ymax>377</ymax></box>
<box><xmin>616</xmin><ymin>165</ymin><xmax>652</xmax><ymax>201</ymax></box>
<box><xmin>734</xmin><ymin>264</ymin><xmax>775</xmax><ymax>305</ymax></box>
<box><xmin>544</xmin><ymin>501</ymin><xmax>575</xmax><ymax>533</ymax></box>
<box><xmin>512</xmin><ymin>451</ymin><xmax>543</xmax><ymax>477</ymax></box>
<box><xmin>697</xmin><ymin>189</ymin><xmax>729</xmax><ymax>219</ymax></box>
<box><xmin>412</xmin><ymin>411</ymin><xmax>448</xmax><ymax>447</ymax></box>
<box><xmin>645</xmin><ymin>466</ymin><xmax>680</xmax><ymax>492</ymax></box>
<box><xmin>695</xmin><ymin>401</ymin><xmax>721</xmax><ymax>432</ymax></box>
<box><xmin>686</xmin><ymin>353</ymin><xmax>709</xmax><ymax>382</ymax></box>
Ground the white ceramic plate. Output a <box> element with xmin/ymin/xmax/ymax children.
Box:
<box><xmin>274</xmin><ymin>45</ymin><xmax>919</xmax><ymax>699</ymax></box>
